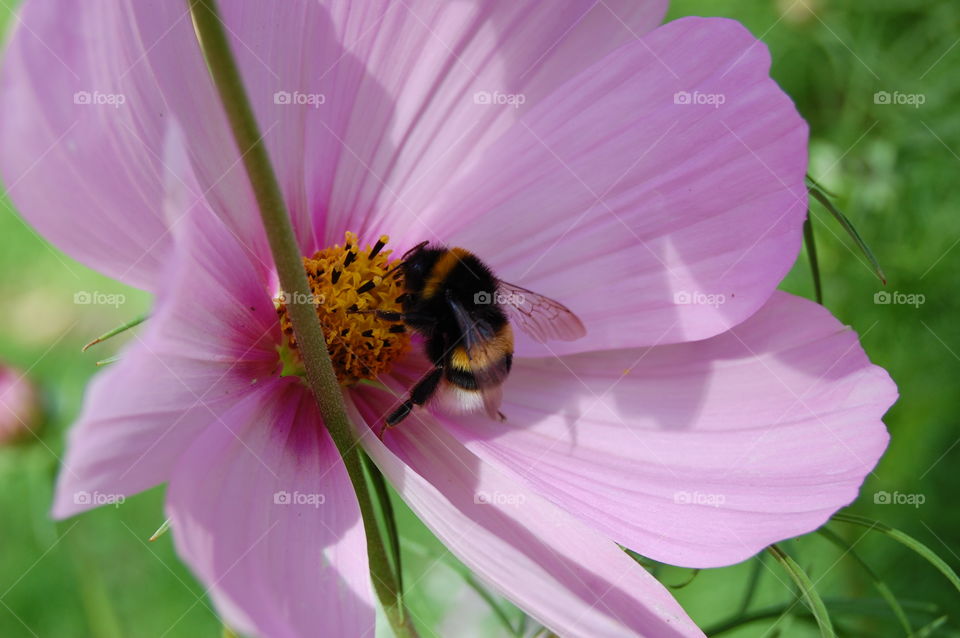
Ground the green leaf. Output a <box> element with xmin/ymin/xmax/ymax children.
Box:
<box><xmin>705</xmin><ymin>597</ymin><xmax>941</xmax><ymax>636</ymax></box>
<box><xmin>402</xmin><ymin>539</ymin><xmax>523</xmax><ymax>638</ymax></box>
<box><xmin>82</xmin><ymin>313</ymin><xmax>148</xmax><ymax>351</ymax></box>
<box><xmin>832</xmin><ymin>512</ymin><xmax>960</xmax><ymax>597</ymax></box>
<box><xmin>767</xmin><ymin>544</ymin><xmax>836</xmax><ymax>638</ymax></box>
<box><xmin>806</xmin><ymin>173</ymin><xmax>838</xmax><ymax>198</ymax></box>
<box><xmin>807</xmin><ymin>185</ymin><xmax>887</xmax><ymax>284</ymax></box>
<box><xmin>817</xmin><ymin>527</ymin><xmax>911</xmax><ymax>634</ymax></box>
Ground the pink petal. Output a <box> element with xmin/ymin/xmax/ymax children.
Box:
<box><xmin>121</xmin><ymin>1</ymin><xmax>667</xmax><ymax>253</ymax></box>
<box><xmin>0</xmin><ymin>1</ymin><xmax>174</xmax><ymax>289</ymax></box>
<box><xmin>52</xmin><ymin>205</ymin><xmax>279</xmax><ymax>518</ymax></box>
<box><xmin>425</xmin><ymin>17</ymin><xmax>809</xmax><ymax>354</ymax></box>
<box><xmin>123</xmin><ymin>0</ymin><xmax>338</xmax><ymax>259</ymax></box>
<box><xmin>2</xmin><ymin>0</ymin><xmax>669</xmax><ymax>284</ymax></box>
<box><xmin>432</xmin><ymin>292</ymin><xmax>896</xmax><ymax>568</ymax></box>
<box><xmin>351</xmin><ymin>390</ymin><xmax>702</xmax><ymax>638</ymax></box>
<box><xmin>168</xmin><ymin>379</ymin><xmax>373</xmax><ymax>638</ymax></box>
<box><xmin>316</xmin><ymin>0</ymin><xmax>669</xmax><ymax>247</ymax></box>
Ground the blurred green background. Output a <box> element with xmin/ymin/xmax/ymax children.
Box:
<box><xmin>1</xmin><ymin>0</ymin><xmax>958</xmax><ymax>636</ymax></box>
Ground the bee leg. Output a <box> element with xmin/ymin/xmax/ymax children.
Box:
<box><xmin>384</xmin><ymin>367</ymin><xmax>443</xmax><ymax>429</ymax></box>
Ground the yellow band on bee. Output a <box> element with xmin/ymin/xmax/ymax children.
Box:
<box><xmin>450</xmin><ymin>324</ymin><xmax>514</xmax><ymax>371</ymax></box>
<box><xmin>422</xmin><ymin>247</ymin><xmax>471</xmax><ymax>299</ymax></box>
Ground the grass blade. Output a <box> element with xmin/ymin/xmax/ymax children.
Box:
<box><xmin>808</xmin><ymin>186</ymin><xmax>887</xmax><ymax>284</ymax></box>
<box><xmin>817</xmin><ymin>527</ymin><xmax>911</xmax><ymax>634</ymax></box>
<box><xmin>832</xmin><ymin>513</ymin><xmax>960</xmax><ymax>596</ymax></box>
<box><xmin>768</xmin><ymin>544</ymin><xmax>836</xmax><ymax>637</ymax></box>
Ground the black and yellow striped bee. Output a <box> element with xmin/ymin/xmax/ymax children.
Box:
<box><xmin>368</xmin><ymin>241</ymin><xmax>586</xmax><ymax>429</ymax></box>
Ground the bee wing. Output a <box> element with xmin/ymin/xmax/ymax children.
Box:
<box><xmin>446</xmin><ymin>297</ymin><xmax>507</xmax><ymax>421</ymax></box>
<box><xmin>496</xmin><ymin>280</ymin><xmax>587</xmax><ymax>343</ymax></box>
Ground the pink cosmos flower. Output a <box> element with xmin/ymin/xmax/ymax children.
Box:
<box><xmin>0</xmin><ymin>1</ymin><xmax>897</xmax><ymax>636</ymax></box>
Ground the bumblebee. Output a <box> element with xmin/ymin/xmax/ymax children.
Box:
<box><xmin>362</xmin><ymin>241</ymin><xmax>586</xmax><ymax>429</ymax></box>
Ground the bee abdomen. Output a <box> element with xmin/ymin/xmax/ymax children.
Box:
<box><xmin>445</xmin><ymin>365</ymin><xmax>480</xmax><ymax>390</ymax></box>
<box><xmin>445</xmin><ymin>351</ymin><xmax>512</xmax><ymax>390</ymax></box>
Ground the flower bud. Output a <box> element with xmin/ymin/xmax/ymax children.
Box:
<box><xmin>0</xmin><ymin>366</ymin><xmax>41</xmax><ymax>445</ymax></box>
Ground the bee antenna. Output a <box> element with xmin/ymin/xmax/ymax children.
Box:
<box><xmin>383</xmin><ymin>261</ymin><xmax>405</xmax><ymax>280</ymax></box>
<box><xmin>401</xmin><ymin>240</ymin><xmax>430</xmax><ymax>260</ymax></box>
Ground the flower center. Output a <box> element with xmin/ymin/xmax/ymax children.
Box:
<box><xmin>275</xmin><ymin>231</ymin><xmax>410</xmax><ymax>385</ymax></box>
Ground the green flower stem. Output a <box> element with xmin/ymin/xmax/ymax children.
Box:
<box><xmin>186</xmin><ymin>2</ymin><xmax>415</xmax><ymax>635</ymax></box>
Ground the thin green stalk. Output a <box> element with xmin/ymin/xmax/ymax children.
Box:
<box><xmin>807</xmin><ymin>185</ymin><xmax>887</xmax><ymax>284</ymax></box>
<box><xmin>817</xmin><ymin>527</ymin><xmax>911</xmax><ymax>635</ymax></box>
<box><xmin>462</xmin><ymin>571</ymin><xmax>524</xmax><ymax>638</ymax></box>
<box><xmin>186</xmin><ymin>2</ymin><xmax>414</xmax><ymax>635</ymax></box>
<box><xmin>737</xmin><ymin>552</ymin><xmax>766</xmax><ymax>616</ymax></box>
<box><xmin>361</xmin><ymin>450</ymin><xmax>404</xmax><ymax>596</ymax></box>
<box><xmin>832</xmin><ymin>512</ymin><xmax>960</xmax><ymax>596</ymax></box>
<box><xmin>804</xmin><ymin>214</ymin><xmax>824</xmax><ymax>304</ymax></box>
<box><xmin>767</xmin><ymin>544</ymin><xmax>836</xmax><ymax>638</ymax></box>
<box><xmin>82</xmin><ymin>313</ymin><xmax>148</xmax><ymax>351</ymax></box>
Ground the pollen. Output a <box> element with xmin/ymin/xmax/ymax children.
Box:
<box><xmin>275</xmin><ymin>232</ymin><xmax>410</xmax><ymax>385</ymax></box>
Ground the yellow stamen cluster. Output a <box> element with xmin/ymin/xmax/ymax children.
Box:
<box><xmin>276</xmin><ymin>232</ymin><xmax>410</xmax><ymax>385</ymax></box>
